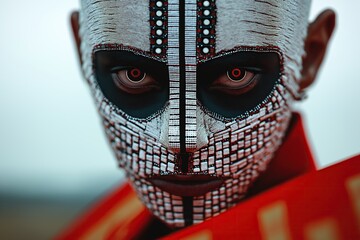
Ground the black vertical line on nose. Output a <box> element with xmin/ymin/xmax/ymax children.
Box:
<box><xmin>179</xmin><ymin>0</ymin><xmax>193</xmax><ymax>227</ymax></box>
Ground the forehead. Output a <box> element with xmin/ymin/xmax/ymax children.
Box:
<box><xmin>81</xmin><ymin>0</ymin><xmax>311</xmax><ymax>58</ymax></box>
<box><xmin>216</xmin><ymin>0</ymin><xmax>310</xmax><ymax>51</ymax></box>
<box><xmin>80</xmin><ymin>0</ymin><xmax>150</xmax><ymax>51</ymax></box>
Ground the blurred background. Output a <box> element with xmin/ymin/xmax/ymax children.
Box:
<box><xmin>0</xmin><ymin>0</ymin><xmax>359</xmax><ymax>239</ymax></box>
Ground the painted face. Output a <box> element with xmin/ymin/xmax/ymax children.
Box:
<box><xmin>79</xmin><ymin>0</ymin><xmax>311</xmax><ymax>228</ymax></box>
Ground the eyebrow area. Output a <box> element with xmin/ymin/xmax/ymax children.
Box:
<box><xmin>198</xmin><ymin>51</ymin><xmax>281</xmax><ymax>74</ymax></box>
<box><xmin>94</xmin><ymin>50</ymin><xmax>168</xmax><ymax>75</ymax></box>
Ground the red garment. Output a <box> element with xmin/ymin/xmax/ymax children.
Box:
<box><xmin>57</xmin><ymin>114</ymin><xmax>360</xmax><ymax>239</ymax></box>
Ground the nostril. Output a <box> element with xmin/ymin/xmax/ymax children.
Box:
<box><xmin>167</xmin><ymin>144</ymin><xmax>181</xmax><ymax>154</ymax></box>
<box><xmin>177</xmin><ymin>152</ymin><xmax>193</xmax><ymax>173</ymax></box>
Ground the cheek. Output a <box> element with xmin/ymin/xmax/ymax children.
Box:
<box><xmin>190</xmin><ymin>91</ymin><xmax>292</xmax><ymax>219</ymax></box>
<box><xmin>102</xmin><ymin>106</ymin><xmax>178</xmax><ymax>178</ymax></box>
<box><xmin>193</xmin><ymin>97</ymin><xmax>292</xmax><ymax>179</ymax></box>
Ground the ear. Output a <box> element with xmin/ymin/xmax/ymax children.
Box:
<box><xmin>299</xmin><ymin>9</ymin><xmax>336</xmax><ymax>90</ymax></box>
<box><xmin>70</xmin><ymin>11</ymin><xmax>82</xmax><ymax>65</ymax></box>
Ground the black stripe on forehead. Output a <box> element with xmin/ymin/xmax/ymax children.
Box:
<box><xmin>197</xmin><ymin>0</ymin><xmax>216</xmax><ymax>59</ymax></box>
<box><xmin>150</xmin><ymin>0</ymin><xmax>168</xmax><ymax>57</ymax></box>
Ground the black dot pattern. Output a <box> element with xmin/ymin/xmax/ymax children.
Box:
<box><xmin>150</xmin><ymin>0</ymin><xmax>168</xmax><ymax>56</ymax></box>
<box><xmin>197</xmin><ymin>0</ymin><xmax>216</xmax><ymax>59</ymax></box>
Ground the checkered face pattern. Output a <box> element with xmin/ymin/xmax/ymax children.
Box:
<box><xmin>79</xmin><ymin>0</ymin><xmax>311</xmax><ymax>227</ymax></box>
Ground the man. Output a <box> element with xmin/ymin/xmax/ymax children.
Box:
<box><xmin>58</xmin><ymin>0</ymin><xmax>360</xmax><ymax>239</ymax></box>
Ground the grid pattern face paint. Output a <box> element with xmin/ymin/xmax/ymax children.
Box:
<box><xmin>79</xmin><ymin>0</ymin><xmax>311</xmax><ymax>228</ymax></box>
<box><xmin>192</xmin><ymin>84</ymin><xmax>292</xmax><ymax>223</ymax></box>
<box><xmin>167</xmin><ymin>0</ymin><xmax>181</xmax><ymax>150</ymax></box>
<box><xmin>184</xmin><ymin>0</ymin><xmax>197</xmax><ymax>151</ymax></box>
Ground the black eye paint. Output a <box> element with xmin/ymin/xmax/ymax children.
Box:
<box><xmin>197</xmin><ymin>51</ymin><xmax>281</xmax><ymax>118</ymax></box>
<box><xmin>94</xmin><ymin>50</ymin><xmax>169</xmax><ymax>118</ymax></box>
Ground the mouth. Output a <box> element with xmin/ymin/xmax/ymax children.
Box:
<box><xmin>148</xmin><ymin>175</ymin><xmax>225</xmax><ymax>197</ymax></box>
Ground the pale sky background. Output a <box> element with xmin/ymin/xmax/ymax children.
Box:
<box><xmin>0</xmin><ymin>1</ymin><xmax>359</xmax><ymax>198</ymax></box>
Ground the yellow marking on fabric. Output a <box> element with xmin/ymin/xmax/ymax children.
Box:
<box><xmin>346</xmin><ymin>173</ymin><xmax>360</xmax><ymax>232</ymax></box>
<box><xmin>304</xmin><ymin>217</ymin><xmax>340</xmax><ymax>240</ymax></box>
<box><xmin>80</xmin><ymin>191</ymin><xmax>145</xmax><ymax>240</ymax></box>
<box><xmin>258</xmin><ymin>201</ymin><xmax>291</xmax><ymax>240</ymax></box>
<box><xmin>181</xmin><ymin>230</ymin><xmax>213</xmax><ymax>240</ymax></box>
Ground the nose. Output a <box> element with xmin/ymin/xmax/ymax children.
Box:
<box><xmin>168</xmin><ymin>105</ymin><xmax>210</xmax><ymax>173</ymax></box>
<box><xmin>164</xmin><ymin>1</ymin><xmax>208</xmax><ymax>170</ymax></box>
<box><xmin>166</xmin><ymin>103</ymin><xmax>209</xmax><ymax>153</ymax></box>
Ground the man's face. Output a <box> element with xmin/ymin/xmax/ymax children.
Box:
<box><xmin>79</xmin><ymin>0</ymin><xmax>311</xmax><ymax>227</ymax></box>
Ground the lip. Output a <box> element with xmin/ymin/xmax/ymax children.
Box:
<box><xmin>148</xmin><ymin>175</ymin><xmax>224</xmax><ymax>197</ymax></box>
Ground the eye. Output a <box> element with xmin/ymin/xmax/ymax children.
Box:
<box><xmin>126</xmin><ymin>67</ymin><xmax>146</xmax><ymax>82</ymax></box>
<box><xmin>111</xmin><ymin>67</ymin><xmax>160</xmax><ymax>94</ymax></box>
<box><xmin>209</xmin><ymin>67</ymin><xmax>258</xmax><ymax>95</ymax></box>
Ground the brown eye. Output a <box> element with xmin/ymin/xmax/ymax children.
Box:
<box><xmin>112</xmin><ymin>67</ymin><xmax>160</xmax><ymax>94</ymax></box>
<box><xmin>126</xmin><ymin>67</ymin><xmax>146</xmax><ymax>82</ymax></box>
<box><xmin>209</xmin><ymin>67</ymin><xmax>258</xmax><ymax>95</ymax></box>
<box><xmin>227</xmin><ymin>67</ymin><xmax>246</xmax><ymax>81</ymax></box>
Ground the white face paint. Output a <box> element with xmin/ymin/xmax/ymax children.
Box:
<box><xmin>79</xmin><ymin>0</ymin><xmax>311</xmax><ymax>228</ymax></box>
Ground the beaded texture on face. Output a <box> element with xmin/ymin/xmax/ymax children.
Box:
<box><xmin>79</xmin><ymin>0</ymin><xmax>311</xmax><ymax>228</ymax></box>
